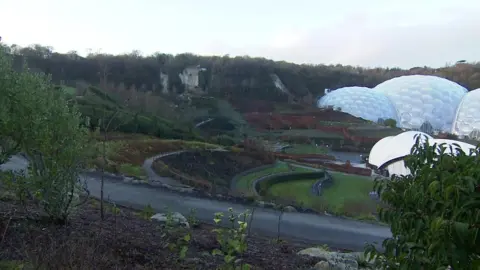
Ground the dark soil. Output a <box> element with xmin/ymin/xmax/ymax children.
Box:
<box><xmin>158</xmin><ymin>151</ymin><xmax>273</xmax><ymax>193</ymax></box>
<box><xmin>0</xmin><ymin>196</ymin><xmax>319</xmax><ymax>270</ymax></box>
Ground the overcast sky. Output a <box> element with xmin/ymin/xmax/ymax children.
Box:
<box><xmin>1</xmin><ymin>0</ymin><xmax>479</xmax><ymax>68</ymax></box>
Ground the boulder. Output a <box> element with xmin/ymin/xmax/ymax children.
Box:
<box><xmin>151</xmin><ymin>212</ymin><xmax>190</xmax><ymax>228</ymax></box>
<box><xmin>283</xmin><ymin>205</ymin><xmax>297</xmax><ymax>212</ymax></box>
<box><xmin>298</xmin><ymin>248</ymin><xmax>359</xmax><ymax>270</ymax></box>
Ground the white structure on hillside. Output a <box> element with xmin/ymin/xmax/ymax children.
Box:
<box><xmin>317</xmin><ymin>86</ymin><xmax>398</xmax><ymax>122</ymax></box>
<box><xmin>452</xmin><ymin>88</ymin><xmax>480</xmax><ymax>138</ymax></box>
<box><xmin>373</xmin><ymin>75</ymin><xmax>467</xmax><ymax>131</ymax></box>
<box><xmin>179</xmin><ymin>66</ymin><xmax>206</xmax><ymax>91</ymax></box>
<box><xmin>368</xmin><ymin>131</ymin><xmax>476</xmax><ymax>177</ymax></box>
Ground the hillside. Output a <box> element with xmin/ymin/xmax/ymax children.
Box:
<box><xmin>3</xmin><ymin>44</ymin><xmax>480</xmax><ymax>106</ymax></box>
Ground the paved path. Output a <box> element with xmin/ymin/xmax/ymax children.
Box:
<box><xmin>142</xmin><ymin>150</ymin><xmax>187</xmax><ymax>187</ymax></box>
<box><xmin>1</xmin><ymin>154</ymin><xmax>391</xmax><ymax>251</ymax></box>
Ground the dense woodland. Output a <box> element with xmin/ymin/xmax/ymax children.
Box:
<box><xmin>2</xmin><ymin>43</ymin><xmax>480</xmax><ymax>103</ymax></box>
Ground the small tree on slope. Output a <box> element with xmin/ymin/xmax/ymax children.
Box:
<box><xmin>365</xmin><ymin>134</ymin><xmax>480</xmax><ymax>270</ymax></box>
<box><xmin>0</xmin><ymin>46</ymin><xmax>90</xmax><ymax>222</ymax></box>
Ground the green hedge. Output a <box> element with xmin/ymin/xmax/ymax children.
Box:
<box><xmin>254</xmin><ymin>171</ymin><xmax>327</xmax><ymax>196</ymax></box>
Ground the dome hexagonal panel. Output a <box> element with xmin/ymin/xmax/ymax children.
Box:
<box><xmin>452</xmin><ymin>88</ymin><xmax>480</xmax><ymax>137</ymax></box>
<box><xmin>317</xmin><ymin>86</ymin><xmax>398</xmax><ymax>122</ymax></box>
<box><xmin>374</xmin><ymin>75</ymin><xmax>468</xmax><ymax>131</ymax></box>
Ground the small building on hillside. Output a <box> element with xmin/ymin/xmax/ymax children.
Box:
<box><xmin>368</xmin><ymin>131</ymin><xmax>476</xmax><ymax>177</ymax></box>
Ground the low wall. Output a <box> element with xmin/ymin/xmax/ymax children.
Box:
<box><xmin>298</xmin><ymin>159</ymin><xmax>372</xmax><ymax>177</ymax></box>
<box><xmin>274</xmin><ymin>152</ymin><xmax>336</xmax><ymax>161</ymax></box>
<box><xmin>253</xmin><ymin>171</ymin><xmax>328</xmax><ymax>197</ymax></box>
<box><xmin>229</xmin><ymin>161</ymin><xmax>279</xmax><ymax>192</ymax></box>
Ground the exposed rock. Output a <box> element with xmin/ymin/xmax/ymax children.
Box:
<box><xmin>123</xmin><ymin>177</ymin><xmax>134</xmax><ymax>183</ymax></box>
<box><xmin>283</xmin><ymin>205</ymin><xmax>297</xmax><ymax>212</ymax></box>
<box><xmin>313</xmin><ymin>261</ymin><xmax>330</xmax><ymax>269</ymax></box>
<box><xmin>298</xmin><ymin>248</ymin><xmax>359</xmax><ymax>270</ymax></box>
<box><xmin>256</xmin><ymin>200</ymin><xmax>276</xmax><ymax>208</ymax></box>
<box><xmin>151</xmin><ymin>212</ymin><xmax>190</xmax><ymax>228</ymax></box>
<box><xmin>160</xmin><ymin>183</ymin><xmax>195</xmax><ymax>193</ymax></box>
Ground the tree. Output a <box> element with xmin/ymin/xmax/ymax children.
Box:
<box><xmin>384</xmin><ymin>118</ymin><xmax>397</xmax><ymax>128</ymax></box>
<box><xmin>0</xmin><ymin>47</ymin><xmax>90</xmax><ymax>222</ymax></box>
<box><xmin>365</xmin><ymin>134</ymin><xmax>480</xmax><ymax>269</ymax></box>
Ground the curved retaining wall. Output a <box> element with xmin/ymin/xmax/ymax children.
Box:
<box><xmin>253</xmin><ymin>171</ymin><xmax>329</xmax><ymax>197</ymax></box>
<box><xmin>229</xmin><ymin>161</ymin><xmax>279</xmax><ymax>192</ymax></box>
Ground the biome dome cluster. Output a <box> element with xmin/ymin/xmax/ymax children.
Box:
<box><xmin>316</xmin><ymin>86</ymin><xmax>398</xmax><ymax>122</ymax></box>
<box><xmin>452</xmin><ymin>89</ymin><xmax>480</xmax><ymax>138</ymax></box>
<box><xmin>317</xmin><ymin>75</ymin><xmax>477</xmax><ymax>134</ymax></box>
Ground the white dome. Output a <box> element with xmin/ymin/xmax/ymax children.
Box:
<box><xmin>452</xmin><ymin>89</ymin><xmax>480</xmax><ymax>137</ymax></box>
<box><xmin>374</xmin><ymin>75</ymin><xmax>468</xmax><ymax>132</ymax></box>
<box><xmin>369</xmin><ymin>131</ymin><xmax>433</xmax><ymax>168</ymax></box>
<box><xmin>369</xmin><ymin>131</ymin><xmax>476</xmax><ymax>176</ymax></box>
<box><xmin>317</xmin><ymin>86</ymin><xmax>398</xmax><ymax>122</ymax></box>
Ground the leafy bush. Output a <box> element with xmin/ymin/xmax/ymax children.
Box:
<box><xmin>365</xmin><ymin>134</ymin><xmax>480</xmax><ymax>269</ymax></box>
<box><xmin>383</xmin><ymin>118</ymin><xmax>397</xmax><ymax>128</ymax></box>
<box><xmin>0</xmin><ymin>48</ymin><xmax>90</xmax><ymax>222</ymax></box>
<box><xmin>211</xmin><ymin>135</ymin><xmax>236</xmax><ymax>146</ymax></box>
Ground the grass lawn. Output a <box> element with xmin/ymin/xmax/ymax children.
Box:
<box><xmin>234</xmin><ymin>162</ymin><xmax>314</xmax><ymax>196</ymax></box>
<box><xmin>264</xmin><ymin>171</ymin><xmax>377</xmax><ymax>220</ymax></box>
<box><xmin>284</xmin><ymin>144</ymin><xmax>328</xmax><ymax>154</ymax></box>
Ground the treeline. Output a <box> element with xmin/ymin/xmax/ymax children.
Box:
<box><xmin>2</xmin><ymin>43</ymin><xmax>480</xmax><ymax>103</ymax></box>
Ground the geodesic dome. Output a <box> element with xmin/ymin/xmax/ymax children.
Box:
<box><xmin>317</xmin><ymin>86</ymin><xmax>398</xmax><ymax>122</ymax></box>
<box><xmin>452</xmin><ymin>88</ymin><xmax>480</xmax><ymax>137</ymax></box>
<box><xmin>374</xmin><ymin>75</ymin><xmax>468</xmax><ymax>132</ymax></box>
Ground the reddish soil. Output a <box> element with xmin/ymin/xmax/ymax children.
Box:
<box><xmin>0</xmin><ymin>197</ymin><xmax>319</xmax><ymax>270</ymax></box>
<box><xmin>112</xmin><ymin>140</ymin><xmax>186</xmax><ymax>166</ymax></box>
<box><xmin>244</xmin><ymin>110</ymin><xmax>366</xmax><ymax>130</ymax></box>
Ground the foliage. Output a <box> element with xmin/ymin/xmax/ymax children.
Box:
<box><xmin>76</xmin><ymin>86</ymin><xmax>202</xmax><ymax>140</ymax></box>
<box><xmin>0</xmin><ymin>48</ymin><xmax>90</xmax><ymax>222</ymax></box>
<box><xmin>211</xmin><ymin>134</ymin><xmax>237</xmax><ymax>146</ymax></box>
<box><xmin>139</xmin><ymin>204</ymin><xmax>155</xmax><ymax>220</ymax></box>
<box><xmin>5</xmin><ymin>44</ymin><xmax>480</xmax><ymax>105</ymax></box>
<box><xmin>365</xmin><ymin>134</ymin><xmax>480</xmax><ymax>269</ymax></box>
<box><xmin>212</xmin><ymin>208</ymin><xmax>252</xmax><ymax>270</ymax></box>
<box><xmin>384</xmin><ymin>118</ymin><xmax>397</xmax><ymax>128</ymax></box>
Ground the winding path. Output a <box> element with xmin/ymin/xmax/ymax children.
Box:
<box><xmin>0</xmin><ymin>154</ymin><xmax>391</xmax><ymax>251</ymax></box>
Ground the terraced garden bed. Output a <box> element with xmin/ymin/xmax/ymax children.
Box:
<box><xmin>89</xmin><ymin>134</ymin><xmax>221</xmax><ymax>179</ymax></box>
<box><xmin>157</xmin><ymin>150</ymin><xmax>274</xmax><ymax>193</ymax></box>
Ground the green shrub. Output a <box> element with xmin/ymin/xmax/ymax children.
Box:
<box><xmin>0</xmin><ymin>49</ymin><xmax>90</xmax><ymax>222</ymax></box>
<box><xmin>365</xmin><ymin>134</ymin><xmax>480</xmax><ymax>269</ymax></box>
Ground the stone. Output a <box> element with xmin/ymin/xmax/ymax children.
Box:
<box><xmin>283</xmin><ymin>205</ymin><xmax>297</xmax><ymax>212</ymax></box>
<box><xmin>314</xmin><ymin>261</ymin><xmax>331</xmax><ymax>269</ymax></box>
<box><xmin>151</xmin><ymin>212</ymin><xmax>190</xmax><ymax>228</ymax></box>
<box><xmin>298</xmin><ymin>248</ymin><xmax>359</xmax><ymax>270</ymax></box>
<box><xmin>123</xmin><ymin>177</ymin><xmax>133</xmax><ymax>183</ymax></box>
